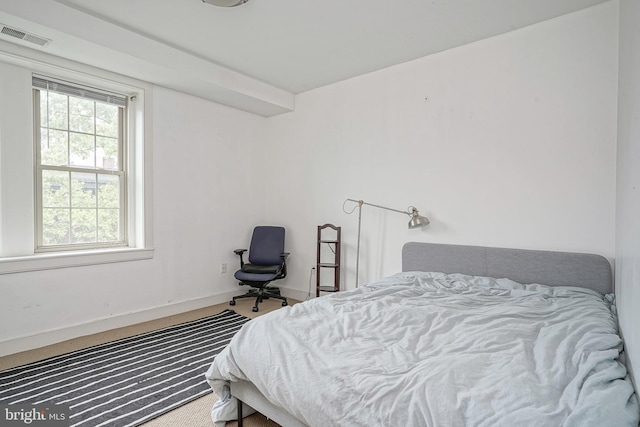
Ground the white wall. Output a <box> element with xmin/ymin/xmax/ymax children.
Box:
<box><xmin>151</xmin><ymin>87</ymin><xmax>267</xmax><ymax>298</ymax></box>
<box><xmin>0</xmin><ymin>2</ymin><xmax>622</xmax><ymax>356</ymax></box>
<box><xmin>264</xmin><ymin>3</ymin><xmax>619</xmax><ymax>292</ymax></box>
<box><xmin>0</xmin><ymin>80</ymin><xmax>267</xmax><ymax>354</ymax></box>
<box><xmin>616</xmin><ymin>0</ymin><xmax>640</xmax><ymax>388</ymax></box>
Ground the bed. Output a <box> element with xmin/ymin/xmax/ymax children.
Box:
<box><xmin>205</xmin><ymin>242</ymin><xmax>640</xmax><ymax>426</ymax></box>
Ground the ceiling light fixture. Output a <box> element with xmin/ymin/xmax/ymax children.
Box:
<box><xmin>202</xmin><ymin>0</ymin><xmax>250</xmax><ymax>6</ymax></box>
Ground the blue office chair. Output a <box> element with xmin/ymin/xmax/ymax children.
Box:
<box><xmin>229</xmin><ymin>226</ymin><xmax>290</xmax><ymax>312</ymax></box>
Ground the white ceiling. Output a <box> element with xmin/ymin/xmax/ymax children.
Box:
<box><xmin>0</xmin><ymin>0</ymin><xmax>609</xmax><ymax>116</ymax></box>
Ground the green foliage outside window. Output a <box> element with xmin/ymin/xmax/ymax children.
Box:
<box><xmin>39</xmin><ymin>89</ymin><xmax>123</xmax><ymax>248</ymax></box>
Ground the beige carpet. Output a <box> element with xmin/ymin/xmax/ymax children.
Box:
<box><xmin>0</xmin><ymin>297</ymin><xmax>297</xmax><ymax>427</ymax></box>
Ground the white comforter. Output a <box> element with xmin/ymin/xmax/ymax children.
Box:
<box><xmin>205</xmin><ymin>272</ymin><xmax>640</xmax><ymax>426</ymax></box>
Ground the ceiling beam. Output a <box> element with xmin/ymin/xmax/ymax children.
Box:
<box><xmin>0</xmin><ymin>0</ymin><xmax>294</xmax><ymax>117</ymax></box>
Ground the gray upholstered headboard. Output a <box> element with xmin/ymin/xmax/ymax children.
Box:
<box><xmin>402</xmin><ymin>242</ymin><xmax>612</xmax><ymax>295</ymax></box>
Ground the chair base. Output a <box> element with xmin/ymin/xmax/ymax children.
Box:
<box><xmin>230</xmin><ymin>285</ymin><xmax>288</xmax><ymax>312</ymax></box>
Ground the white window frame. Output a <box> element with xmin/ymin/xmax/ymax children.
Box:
<box><xmin>0</xmin><ymin>48</ymin><xmax>153</xmax><ymax>274</ymax></box>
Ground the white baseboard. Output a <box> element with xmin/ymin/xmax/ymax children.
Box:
<box><xmin>0</xmin><ymin>291</ymin><xmax>240</xmax><ymax>358</ymax></box>
<box><xmin>0</xmin><ymin>287</ymin><xmax>312</xmax><ymax>358</ymax></box>
<box><xmin>281</xmin><ymin>287</ymin><xmax>312</xmax><ymax>302</ymax></box>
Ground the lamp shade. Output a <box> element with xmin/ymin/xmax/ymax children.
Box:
<box><xmin>408</xmin><ymin>208</ymin><xmax>430</xmax><ymax>229</ymax></box>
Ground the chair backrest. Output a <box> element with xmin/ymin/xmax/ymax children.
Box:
<box><xmin>248</xmin><ymin>226</ymin><xmax>285</xmax><ymax>266</ymax></box>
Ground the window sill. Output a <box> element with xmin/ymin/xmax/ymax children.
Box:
<box><xmin>0</xmin><ymin>247</ymin><xmax>154</xmax><ymax>275</ymax></box>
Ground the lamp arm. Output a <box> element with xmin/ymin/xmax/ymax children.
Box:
<box><xmin>345</xmin><ymin>198</ymin><xmax>411</xmax><ymax>217</ymax></box>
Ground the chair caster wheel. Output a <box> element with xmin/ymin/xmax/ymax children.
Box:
<box><xmin>252</xmin><ymin>306</ymin><xmax>259</xmax><ymax>312</ymax></box>
<box><xmin>282</xmin><ymin>301</ymin><xmax>288</xmax><ymax>306</ymax></box>
<box><xmin>229</xmin><ymin>300</ymin><xmax>236</xmax><ymax>306</ymax></box>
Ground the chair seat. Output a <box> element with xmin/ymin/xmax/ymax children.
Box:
<box><xmin>235</xmin><ymin>270</ymin><xmax>279</xmax><ymax>282</ymax></box>
<box><xmin>241</xmin><ymin>264</ymin><xmax>280</xmax><ymax>274</ymax></box>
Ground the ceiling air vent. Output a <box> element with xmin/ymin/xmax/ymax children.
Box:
<box><xmin>0</xmin><ymin>24</ymin><xmax>51</xmax><ymax>47</ymax></box>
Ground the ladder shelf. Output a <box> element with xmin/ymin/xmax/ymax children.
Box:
<box><xmin>316</xmin><ymin>224</ymin><xmax>341</xmax><ymax>297</ymax></box>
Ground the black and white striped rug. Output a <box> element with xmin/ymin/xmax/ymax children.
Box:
<box><xmin>0</xmin><ymin>309</ymin><xmax>250</xmax><ymax>427</ymax></box>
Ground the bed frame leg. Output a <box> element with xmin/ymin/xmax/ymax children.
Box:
<box><xmin>237</xmin><ymin>399</ymin><xmax>243</xmax><ymax>427</ymax></box>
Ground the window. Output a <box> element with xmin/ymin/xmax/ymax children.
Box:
<box><xmin>0</xmin><ymin>54</ymin><xmax>153</xmax><ymax>274</ymax></box>
<box><xmin>34</xmin><ymin>76</ymin><xmax>128</xmax><ymax>251</ymax></box>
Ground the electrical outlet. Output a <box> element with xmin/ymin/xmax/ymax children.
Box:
<box><xmin>220</xmin><ymin>263</ymin><xmax>227</xmax><ymax>274</ymax></box>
